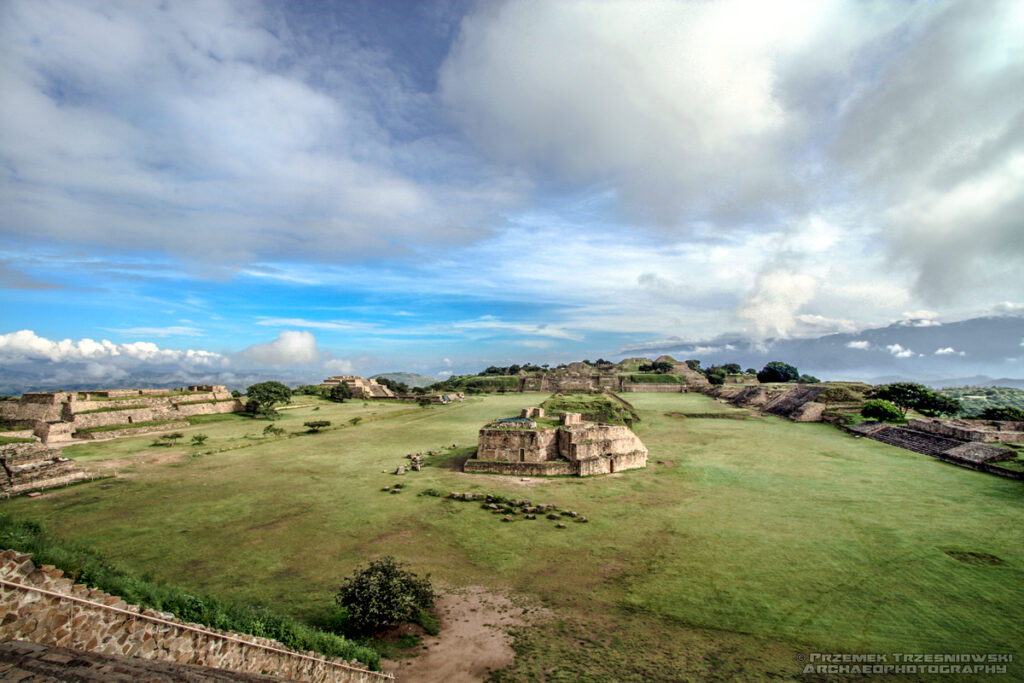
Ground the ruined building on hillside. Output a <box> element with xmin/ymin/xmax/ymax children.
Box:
<box><xmin>319</xmin><ymin>376</ymin><xmax>396</xmax><ymax>399</ymax></box>
<box><xmin>464</xmin><ymin>407</ymin><xmax>648</xmax><ymax>477</ymax></box>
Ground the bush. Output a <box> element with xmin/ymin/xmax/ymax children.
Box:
<box><xmin>861</xmin><ymin>399</ymin><xmax>903</xmax><ymax>423</ymax></box>
<box><xmin>335</xmin><ymin>557</ymin><xmax>435</xmax><ymax>633</ymax></box>
<box><xmin>304</xmin><ymin>420</ymin><xmax>331</xmax><ymax>433</ymax></box>
<box><xmin>757</xmin><ymin>361</ymin><xmax>800</xmax><ymax>383</ymax></box>
<box><xmin>262</xmin><ymin>424</ymin><xmax>285</xmax><ymax>437</ymax></box>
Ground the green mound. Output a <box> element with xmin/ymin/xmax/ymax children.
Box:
<box><xmin>541</xmin><ymin>392</ymin><xmax>638</xmax><ymax>426</ymax></box>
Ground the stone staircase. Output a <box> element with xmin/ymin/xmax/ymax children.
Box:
<box><xmin>867</xmin><ymin>426</ymin><xmax>965</xmax><ymax>457</ymax></box>
<box><xmin>0</xmin><ymin>443</ymin><xmax>95</xmax><ymax>498</ymax></box>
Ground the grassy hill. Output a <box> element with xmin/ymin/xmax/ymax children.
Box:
<box><xmin>370</xmin><ymin>372</ymin><xmax>439</xmax><ymax>388</ymax></box>
<box><xmin>1</xmin><ymin>393</ymin><xmax>1021</xmax><ymax>680</ymax></box>
<box><xmin>938</xmin><ymin>385</ymin><xmax>1024</xmax><ymax>416</ymax></box>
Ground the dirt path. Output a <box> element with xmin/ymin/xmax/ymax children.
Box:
<box><xmin>382</xmin><ymin>587</ymin><xmax>542</xmax><ymax>682</ymax></box>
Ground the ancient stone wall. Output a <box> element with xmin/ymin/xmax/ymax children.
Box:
<box><xmin>463</xmin><ymin>459</ymin><xmax>577</xmax><ymax>476</ymax></box>
<box><xmin>908</xmin><ymin>418</ymin><xmax>1024</xmax><ymax>443</ymax></box>
<box><xmin>33</xmin><ymin>421</ymin><xmax>75</xmax><ymax>443</ymax></box>
<box><xmin>72</xmin><ymin>421</ymin><xmax>191</xmax><ymax>441</ymax></box>
<box><xmin>559</xmin><ymin>425</ymin><xmax>647</xmax><ymax>461</ymax></box>
<box><xmin>620</xmin><ymin>382</ymin><xmax>685</xmax><ymax>393</ymax></box>
<box><xmin>0</xmin><ymin>443</ymin><xmax>94</xmax><ymax>497</ymax></box>
<box><xmin>477</xmin><ymin>428</ymin><xmax>559</xmax><ymax>463</ymax></box>
<box><xmin>0</xmin><ymin>550</ymin><xmax>390</xmax><ymax>682</ymax></box>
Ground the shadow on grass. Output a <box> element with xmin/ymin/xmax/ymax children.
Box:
<box><xmin>428</xmin><ymin>445</ymin><xmax>477</xmax><ymax>471</ymax></box>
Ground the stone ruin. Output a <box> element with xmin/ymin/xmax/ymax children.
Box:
<box><xmin>464</xmin><ymin>407</ymin><xmax>648</xmax><ymax>477</ymax></box>
<box><xmin>1</xmin><ymin>442</ymin><xmax>94</xmax><ymax>498</ymax></box>
<box><xmin>0</xmin><ymin>387</ymin><xmax>243</xmax><ymax>445</ymax></box>
<box><xmin>319</xmin><ymin>376</ymin><xmax>396</xmax><ymax>399</ymax></box>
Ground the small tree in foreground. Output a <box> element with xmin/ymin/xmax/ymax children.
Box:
<box><xmin>191</xmin><ymin>434</ymin><xmax>209</xmax><ymax>447</ymax></box>
<box><xmin>245</xmin><ymin>381</ymin><xmax>292</xmax><ymax>419</ymax></box>
<box><xmin>861</xmin><ymin>399</ymin><xmax>903</xmax><ymax>423</ymax></box>
<box><xmin>304</xmin><ymin>420</ymin><xmax>331</xmax><ymax>433</ymax></box>
<box><xmin>329</xmin><ymin>383</ymin><xmax>352</xmax><ymax>403</ymax></box>
<box><xmin>336</xmin><ymin>556</ymin><xmax>435</xmax><ymax>633</ymax></box>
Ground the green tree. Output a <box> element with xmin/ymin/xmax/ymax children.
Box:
<box><xmin>757</xmin><ymin>361</ymin><xmax>799</xmax><ymax>383</ymax></box>
<box><xmin>916</xmin><ymin>392</ymin><xmax>961</xmax><ymax>417</ymax></box>
<box><xmin>973</xmin><ymin>405</ymin><xmax>1024</xmax><ymax>421</ymax></box>
<box><xmin>336</xmin><ymin>557</ymin><xmax>435</xmax><ymax>633</ymax></box>
<box><xmin>861</xmin><ymin>399</ymin><xmax>903</xmax><ymax>423</ymax></box>
<box><xmin>721</xmin><ymin>363</ymin><xmax>742</xmax><ymax>374</ymax></box>
<box><xmin>704</xmin><ymin>367</ymin><xmax>727</xmax><ymax>385</ymax></box>
<box><xmin>329</xmin><ymin>383</ymin><xmax>352</xmax><ymax>403</ymax></box>
<box><xmin>190</xmin><ymin>434</ymin><xmax>209</xmax><ymax>447</ymax></box>
<box><xmin>263</xmin><ymin>424</ymin><xmax>285</xmax><ymax>437</ymax></box>
<box><xmin>867</xmin><ymin>383</ymin><xmax>934</xmax><ymax>418</ymax></box>
<box><xmin>245</xmin><ymin>381</ymin><xmax>292</xmax><ymax>418</ymax></box>
<box><xmin>304</xmin><ymin>420</ymin><xmax>331</xmax><ymax>433</ymax></box>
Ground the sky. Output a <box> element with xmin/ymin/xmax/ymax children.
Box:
<box><xmin>1</xmin><ymin>0</ymin><xmax>1023</xmax><ymax>389</ymax></box>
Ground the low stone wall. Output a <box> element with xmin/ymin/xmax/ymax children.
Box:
<box><xmin>620</xmin><ymin>382</ymin><xmax>685</xmax><ymax>393</ymax></box>
<box><xmin>477</xmin><ymin>427</ymin><xmax>559</xmax><ymax>463</ymax></box>
<box><xmin>559</xmin><ymin>424</ymin><xmax>648</xmax><ymax>460</ymax></box>
<box><xmin>0</xmin><ymin>550</ymin><xmax>390</xmax><ymax>682</ymax></box>
<box><xmin>0</xmin><ymin>429</ymin><xmax>36</xmax><ymax>440</ymax></box>
<box><xmin>908</xmin><ymin>418</ymin><xmax>1024</xmax><ymax>443</ymax></box>
<box><xmin>73</xmin><ymin>421</ymin><xmax>191</xmax><ymax>441</ymax></box>
<box><xmin>463</xmin><ymin>459</ymin><xmax>577</xmax><ymax>476</ymax></box>
<box><xmin>0</xmin><ymin>443</ymin><xmax>94</xmax><ymax>497</ymax></box>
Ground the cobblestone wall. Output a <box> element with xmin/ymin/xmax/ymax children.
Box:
<box><xmin>0</xmin><ymin>550</ymin><xmax>390</xmax><ymax>682</ymax></box>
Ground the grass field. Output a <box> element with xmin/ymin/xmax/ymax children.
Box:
<box><xmin>2</xmin><ymin>392</ymin><xmax>1022</xmax><ymax>681</ymax></box>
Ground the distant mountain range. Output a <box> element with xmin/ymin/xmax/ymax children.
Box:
<box><xmin>370</xmin><ymin>372</ymin><xmax>439</xmax><ymax>388</ymax></box>
<box><xmin>620</xmin><ymin>315</ymin><xmax>1024</xmax><ymax>386</ymax></box>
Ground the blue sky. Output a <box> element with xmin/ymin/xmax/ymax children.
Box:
<box><xmin>1</xmin><ymin>0</ymin><xmax>1023</xmax><ymax>387</ymax></box>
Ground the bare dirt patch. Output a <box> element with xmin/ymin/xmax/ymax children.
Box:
<box><xmin>382</xmin><ymin>586</ymin><xmax>546</xmax><ymax>682</ymax></box>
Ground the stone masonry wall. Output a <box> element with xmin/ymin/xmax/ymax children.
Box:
<box><xmin>559</xmin><ymin>424</ymin><xmax>648</xmax><ymax>461</ymax></box>
<box><xmin>0</xmin><ymin>550</ymin><xmax>390</xmax><ymax>683</ymax></box>
<box><xmin>463</xmin><ymin>460</ymin><xmax>577</xmax><ymax>476</ymax></box>
<box><xmin>620</xmin><ymin>382</ymin><xmax>685</xmax><ymax>393</ymax></box>
<box><xmin>908</xmin><ymin>418</ymin><xmax>1024</xmax><ymax>443</ymax></box>
<box><xmin>477</xmin><ymin>427</ymin><xmax>559</xmax><ymax>463</ymax></box>
<box><xmin>72</xmin><ymin>422</ymin><xmax>191</xmax><ymax>441</ymax></box>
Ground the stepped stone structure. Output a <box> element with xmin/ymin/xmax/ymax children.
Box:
<box><xmin>465</xmin><ymin>408</ymin><xmax>648</xmax><ymax>476</ymax></box>
<box><xmin>705</xmin><ymin>383</ymin><xmax>828</xmax><ymax>422</ymax></box>
<box><xmin>0</xmin><ymin>442</ymin><xmax>95</xmax><ymax>498</ymax></box>
<box><xmin>0</xmin><ymin>550</ymin><xmax>391</xmax><ymax>682</ymax></box>
<box><xmin>319</xmin><ymin>376</ymin><xmax>396</xmax><ymax>399</ymax></box>
<box><xmin>0</xmin><ymin>387</ymin><xmax>243</xmax><ymax>444</ymax></box>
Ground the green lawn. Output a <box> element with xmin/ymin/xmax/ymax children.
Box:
<box><xmin>2</xmin><ymin>392</ymin><xmax>1021</xmax><ymax>681</ymax></box>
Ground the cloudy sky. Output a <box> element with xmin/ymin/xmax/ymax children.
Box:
<box><xmin>1</xmin><ymin>0</ymin><xmax>1022</xmax><ymax>388</ymax></box>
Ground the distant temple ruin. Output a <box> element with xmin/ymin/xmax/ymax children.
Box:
<box><xmin>464</xmin><ymin>407</ymin><xmax>648</xmax><ymax>477</ymax></box>
<box><xmin>319</xmin><ymin>376</ymin><xmax>396</xmax><ymax>399</ymax></box>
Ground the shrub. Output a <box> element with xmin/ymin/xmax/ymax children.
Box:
<box><xmin>972</xmin><ymin>405</ymin><xmax>1024</xmax><ymax>422</ymax></box>
<box><xmin>262</xmin><ymin>424</ymin><xmax>285</xmax><ymax>437</ymax></box>
<box><xmin>304</xmin><ymin>420</ymin><xmax>331</xmax><ymax>433</ymax></box>
<box><xmin>191</xmin><ymin>434</ymin><xmax>209</xmax><ymax>446</ymax></box>
<box><xmin>861</xmin><ymin>399</ymin><xmax>903</xmax><ymax>423</ymax></box>
<box><xmin>335</xmin><ymin>557</ymin><xmax>435</xmax><ymax>633</ymax></box>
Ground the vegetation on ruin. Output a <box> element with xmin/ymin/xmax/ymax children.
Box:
<box><xmin>860</xmin><ymin>399</ymin><xmax>904</xmax><ymax>423</ymax></box>
<box><xmin>541</xmin><ymin>392</ymin><xmax>637</xmax><ymax>426</ymax></box>
<box><xmin>75</xmin><ymin>404</ymin><xmax>148</xmax><ymax>414</ymax></box>
<box><xmin>0</xmin><ymin>436</ymin><xmax>36</xmax><ymax>445</ymax></box>
<box><xmin>0</xmin><ymin>512</ymin><xmax>381</xmax><ymax>670</ymax></box>
<box><xmin>629</xmin><ymin>373</ymin><xmax>683</xmax><ymax>383</ymax></box>
<box><xmin>1</xmin><ymin>392</ymin><xmax>1021</xmax><ymax>680</ymax></box>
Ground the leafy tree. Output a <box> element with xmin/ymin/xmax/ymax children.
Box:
<box><xmin>417</xmin><ymin>397</ymin><xmax>432</xmax><ymax>407</ymax></box>
<box><xmin>376</xmin><ymin>378</ymin><xmax>410</xmax><ymax>393</ymax></box>
<box><xmin>757</xmin><ymin>361</ymin><xmax>800</xmax><ymax>383</ymax></box>
<box><xmin>304</xmin><ymin>420</ymin><xmax>331</xmax><ymax>433</ymax></box>
<box><xmin>335</xmin><ymin>556</ymin><xmax>435</xmax><ymax>633</ymax></box>
<box><xmin>329</xmin><ymin>383</ymin><xmax>352</xmax><ymax>403</ymax></box>
<box><xmin>190</xmin><ymin>434</ymin><xmax>209</xmax><ymax>447</ymax></box>
<box><xmin>721</xmin><ymin>363</ymin><xmax>742</xmax><ymax>374</ymax></box>
<box><xmin>916</xmin><ymin>392</ymin><xmax>961</xmax><ymax>417</ymax></box>
<box><xmin>245</xmin><ymin>381</ymin><xmax>292</xmax><ymax>418</ymax></box>
<box><xmin>866</xmin><ymin>382</ymin><xmax>934</xmax><ymax>418</ymax></box>
<box><xmin>263</xmin><ymin>424</ymin><xmax>285</xmax><ymax>437</ymax></box>
<box><xmin>972</xmin><ymin>405</ymin><xmax>1024</xmax><ymax>422</ymax></box>
<box><xmin>231</xmin><ymin>390</ymin><xmax>242</xmax><ymax>398</ymax></box>
<box><xmin>685</xmin><ymin>359</ymin><xmax>702</xmax><ymax>372</ymax></box>
<box><xmin>704</xmin><ymin>367</ymin><xmax>727</xmax><ymax>385</ymax></box>
<box><xmin>745</xmin><ymin>368</ymin><xmax>756</xmax><ymax>375</ymax></box>
<box><xmin>861</xmin><ymin>399</ymin><xmax>903</xmax><ymax>423</ymax></box>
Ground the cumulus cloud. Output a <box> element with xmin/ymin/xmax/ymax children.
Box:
<box><xmin>846</xmin><ymin>340</ymin><xmax>871</xmax><ymax>350</ymax></box>
<box><xmin>935</xmin><ymin>347</ymin><xmax>965</xmax><ymax>356</ymax></box>
<box><xmin>239</xmin><ymin>331</ymin><xmax>321</xmax><ymax>366</ymax></box>
<box><xmin>886</xmin><ymin>344</ymin><xmax>916</xmax><ymax>358</ymax></box>
<box><xmin>736</xmin><ymin>271</ymin><xmax>817</xmax><ymax>340</ymax></box>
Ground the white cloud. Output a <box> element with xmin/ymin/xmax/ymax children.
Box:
<box><xmin>322</xmin><ymin>358</ymin><xmax>354</xmax><ymax>374</ymax></box>
<box><xmin>737</xmin><ymin>271</ymin><xmax>817</xmax><ymax>340</ymax></box>
<box><xmin>935</xmin><ymin>347</ymin><xmax>965</xmax><ymax>356</ymax></box>
<box><xmin>437</xmin><ymin>370</ymin><xmax>453</xmax><ymax>378</ymax></box>
<box><xmin>886</xmin><ymin>344</ymin><xmax>916</xmax><ymax>358</ymax></box>
<box><xmin>240</xmin><ymin>330</ymin><xmax>320</xmax><ymax>366</ymax></box>
<box><xmin>846</xmin><ymin>340</ymin><xmax>871</xmax><ymax>350</ymax></box>
<box><xmin>451</xmin><ymin>316</ymin><xmax>582</xmax><ymax>342</ymax></box>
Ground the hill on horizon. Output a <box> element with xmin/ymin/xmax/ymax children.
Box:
<box><xmin>370</xmin><ymin>372</ymin><xmax>439</xmax><ymax>388</ymax></box>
